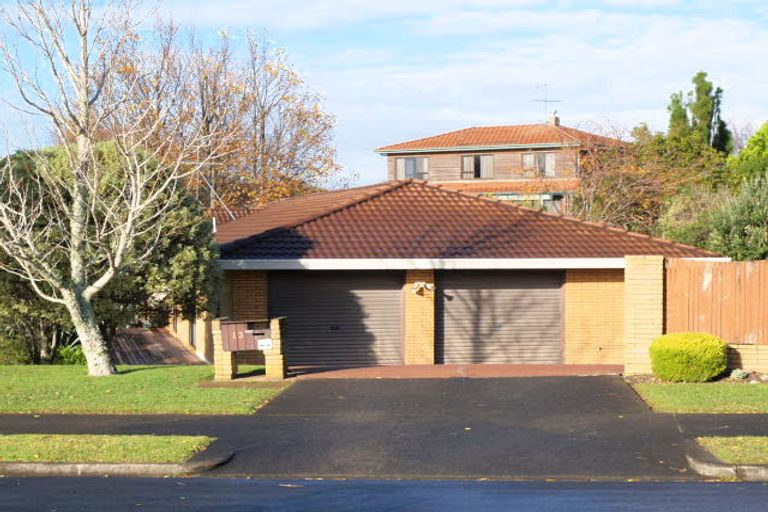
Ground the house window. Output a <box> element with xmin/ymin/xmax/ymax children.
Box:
<box><xmin>461</xmin><ymin>154</ymin><xmax>494</xmax><ymax>179</ymax></box>
<box><xmin>395</xmin><ymin>157</ymin><xmax>428</xmax><ymax>179</ymax></box>
<box><xmin>522</xmin><ymin>152</ymin><xmax>556</xmax><ymax>177</ymax></box>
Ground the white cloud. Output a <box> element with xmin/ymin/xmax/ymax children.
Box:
<box><xmin>160</xmin><ymin>0</ymin><xmax>541</xmax><ymax>31</ymax></box>
<box><xmin>296</xmin><ymin>7</ymin><xmax>768</xmax><ymax>183</ymax></box>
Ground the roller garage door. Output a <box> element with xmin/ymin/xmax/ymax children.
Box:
<box><xmin>437</xmin><ymin>270</ymin><xmax>563</xmax><ymax>364</ymax></box>
<box><xmin>268</xmin><ymin>271</ymin><xmax>404</xmax><ymax>367</ymax></box>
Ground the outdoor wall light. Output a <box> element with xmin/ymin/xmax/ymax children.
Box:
<box><xmin>411</xmin><ymin>281</ymin><xmax>435</xmax><ymax>295</ymax></box>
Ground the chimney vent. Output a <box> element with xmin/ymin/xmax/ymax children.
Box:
<box><xmin>549</xmin><ymin>110</ymin><xmax>560</xmax><ymax>126</ymax></box>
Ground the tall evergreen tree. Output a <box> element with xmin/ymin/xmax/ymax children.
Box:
<box><xmin>667</xmin><ymin>92</ymin><xmax>691</xmax><ymax>139</ymax></box>
<box><xmin>666</xmin><ymin>71</ymin><xmax>733</xmax><ymax>153</ymax></box>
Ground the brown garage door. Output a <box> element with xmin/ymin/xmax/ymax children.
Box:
<box><xmin>268</xmin><ymin>271</ymin><xmax>404</xmax><ymax>367</ymax></box>
<box><xmin>437</xmin><ymin>270</ymin><xmax>563</xmax><ymax>364</ymax></box>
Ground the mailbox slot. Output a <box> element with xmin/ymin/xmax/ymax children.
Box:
<box><xmin>221</xmin><ymin>320</ymin><xmax>271</xmax><ymax>352</ymax></box>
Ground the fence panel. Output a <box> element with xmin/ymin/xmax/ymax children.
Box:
<box><xmin>666</xmin><ymin>259</ymin><xmax>768</xmax><ymax>345</ymax></box>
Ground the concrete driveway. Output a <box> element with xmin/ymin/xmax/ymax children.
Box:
<box><xmin>210</xmin><ymin>376</ymin><xmax>692</xmax><ymax>480</ymax></box>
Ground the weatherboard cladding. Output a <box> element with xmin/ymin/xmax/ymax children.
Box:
<box><xmin>216</xmin><ymin>180</ymin><xmax>715</xmax><ymax>261</ymax></box>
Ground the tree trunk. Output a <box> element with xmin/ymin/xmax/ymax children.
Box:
<box><xmin>64</xmin><ymin>293</ymin><xmax>117</xmax><ymax>376</ymax></box>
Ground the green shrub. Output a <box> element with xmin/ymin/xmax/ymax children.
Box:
<box><xmin>0</xmin><ymin>336</ymin><xmax>30</xmax><ymax>364</ymax></box>
<box><xmin>56</xmin><ymin>344</ymin><xmax>87</xmax><ymax>365</ymax></box>
<box><xmin>649</xmin><ymin>332</ymin><xmax>728</xmax><ymax>382</ymax></box>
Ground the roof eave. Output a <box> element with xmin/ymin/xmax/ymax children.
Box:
<box><xmin>219</xmin><ymin>257</ymin><xmax>629</xmax><ymax>270</ymax></box>
<box><xmin>375</xmin><ymin>142</ymin><xmax>580</xmax><ymax>155</ymax></box>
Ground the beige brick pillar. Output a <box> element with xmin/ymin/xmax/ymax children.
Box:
<box><xmin>264</xmin><ymin>317</ymin><xmax>286</xmax><ymax>379</ymax></box>
<box><xmin>194</xmin><ymin>313</ymin><xmax>213</xmax><ymax>363</ymax></box>
<box><xmin>404</xmin><ymin>270</ymin><xmax>436</xmax><ymax>364</ymax></box>
<box><xmin>624</xmin><ymin>255</ymin><xmax>665</xmax><ymax>374</ymax></box>
<box><xmin>212</xmin><ymin>318</ymin><xmax>238</xmax><ymax>381</ymax></box>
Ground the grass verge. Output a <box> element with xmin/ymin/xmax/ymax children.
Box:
<box><xmin>698</xmin><ymin>437</ymin><xmax>768</xmax><ymax>465</ymax></box>
<box><xmin>0</xmin><ymin>365</ymin><xmax>284</xmax><ymax>414</ymax></box>
<box><xmin>0</xmin><ymin>434</ymin><xmax>213</xmax><ymax>464</ymax></box>
<box><xmin>633</xmin><ymin>382</ymin><xmax>768</xmax><ymax>413</ymax></box>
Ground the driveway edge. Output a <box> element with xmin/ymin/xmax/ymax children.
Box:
<box><xmin>685</xmin><ymin>440</ymin><xmax>768</xmax><ymax>481</ymax></box>
<box><xmin>0</xmin><ymin>450</ymin><xmax>234</xmax><ymax>477</ymax></box>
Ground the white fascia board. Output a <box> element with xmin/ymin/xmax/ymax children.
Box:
<box><xmin>218</xmin><ymin>258</ymin><xmax>626</xmax><ymax>270</ymax></box>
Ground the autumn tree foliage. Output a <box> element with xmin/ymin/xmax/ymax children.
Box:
<box><xmin>574</xmin><ymin>124</ymin><xmax>725</xmax><ymax>234</ymax></box>
<box><xmin>151</xmin><ymin>30</ymin><xmax>345</xmax><ymax>213</ymax></box>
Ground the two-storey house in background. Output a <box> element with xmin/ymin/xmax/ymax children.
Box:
<box><xmin>376</xmin><ymin>114</ymin><xmax>619</xmax><ymax>213</ymax></box>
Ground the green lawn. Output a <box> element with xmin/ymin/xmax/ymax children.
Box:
<box><xmin>0</xmin><ymin>365</ymin><xmax>283</xmax><ymax>414</ymax></box>
<box><xmin>634</xmin><ymin>382</ymin><xmax>768</xmax><ymax>413</ymax></box>
<box><xmin>0</xmin><ymin>434</ymin><xmax>213</xmax><ymax>463</ymax></box>
<box><xmin>698</xmin><ymin>437</ymin><xmax>768</xmax><ymax>465</ymax></box>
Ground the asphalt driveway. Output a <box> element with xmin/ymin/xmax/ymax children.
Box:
<box><xmin>0</xmin><ymin>376</ymin><xmax>701</xmax><ymax>480</ymax></box>
<box><xmin>212</xmin><ymin>376</ymin><xmax>691</xmax><ymax>480</ymax></box>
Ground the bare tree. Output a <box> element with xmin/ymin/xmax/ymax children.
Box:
<box><xmin>0</xmin><ymin>1</ymin><xmax>234</xmax><ymax>375</ymax></box>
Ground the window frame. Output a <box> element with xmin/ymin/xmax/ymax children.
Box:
<box><xmin>521</xmin><ymin>151</ymin><xmax>556</xmax><ymax>177</ymax></box>
<box><xmin>461</xmin><ymin>153</ymin><xmax>494</xmax><ymax>180</ymax></box>
<box><xmin>395</xmin><ymin>156</ymin><xmax>429</xmax><ymax>180</ymax></box>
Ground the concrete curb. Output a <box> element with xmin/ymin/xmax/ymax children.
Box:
<box><xmin>0</xmin><ymin>450</ymin><xmax>234</xmax><ymax>477</ymax></box>
<box><xmin>686</xmin><ymin>439</ymin><xmax>768</xmax><ymax>481</ymax></box>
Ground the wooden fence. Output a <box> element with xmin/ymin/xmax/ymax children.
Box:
<box><xmin>666</xmin><ymin>259</ymin><xmax>768</xmax><ymax>345</ymax></box>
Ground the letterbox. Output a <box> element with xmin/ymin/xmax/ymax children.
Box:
<box><xmin>220</xmin><ymin>319</ymin><xmax>271</xmax><ymax>352</ymax></box>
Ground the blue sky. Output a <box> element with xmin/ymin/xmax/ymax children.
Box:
<box><xmin>4</xmin><ymin>1</ymin><xmax>768</xmax><ymax>184</ymax></box>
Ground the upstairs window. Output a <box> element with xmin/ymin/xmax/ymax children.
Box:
<box><xmin>522</xmin><ymin>152</ymin><xmax>556</xmax><ymax>177</ymax></box>
<box><xmin>395</xmin><ymin>157</ymin><xmax>428</xmax><ymax>179</ymax></box>
<box><xmin>461</xmin><ymin>154</ymin><xmax>494</xmax><ymax>179</ymax></box>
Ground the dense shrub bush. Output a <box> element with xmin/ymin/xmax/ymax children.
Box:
<box><xmin>56</xmin><ymin>344</ymin><xmax>87</xmax><ymax>365</ymax></box>
<box><xmin>0</xmin><ymin>336</ymin><xmax>30</xmax><ymax>364</ymax></box>
<box><xmin>649</xmin><ymin>332</ymin><xmax>728</xmax><ymax>382</ymax></box>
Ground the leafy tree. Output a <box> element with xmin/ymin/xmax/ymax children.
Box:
<box><xmin>707</xmin><ymin>174</ymin><xmax>768</xmax><ymax>260</ymax></box>
<box><xmin>0</xmin><ymin>146</ymin><xmax>217</xmax><ymax>365</ymax></box>
<box><xmin>0</xmin><ymin>1</ymin><xmax>235</xmax><ymax>375</ymax></box>
<box><xmin>727</xmin><ymin>121</ymin><xmax>768</xmax><ymax>185</ymax></box>
<box><xmin>666</xmin><ymin>71</ymin><xmax>733</xmax><ymax>153</ymax></box>
<box><xmin>661</xmin><ymin>173</ymin><xmax>768</xmax><ymax>261</ymax></box>
<box><xmin>575</xmin><ymin>124</ymin><xmax>725</xmax><ymax>233</ymax></box>
<box><xmin>658</xmin><ymin>185</ymin><xmax>725</xmax><ymax>248</ymax></box>
<box><xmin>667</xmin><ymin>92</ymin><xmax>691</xmax><ymax>139</ymax></box>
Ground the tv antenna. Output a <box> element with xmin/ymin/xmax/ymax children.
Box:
<box><xmin>532</xmin><ymin>83</ymin><xmax>562</xmax><ymax>118</ymax></box>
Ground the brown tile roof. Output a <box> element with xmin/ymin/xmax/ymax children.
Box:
<box><xmin>217</xmin><ymin>180</ymin><xmax>716</xmax><ymax>260</ymax></box>
<box><xmin>215</xmin><ymin>183</ymin><xmax>400</xmax><ymax>244</ymax></box>
<box><xmin>209</xmin><ymin>207</ymin><xmax>257</xmax><ymax>226</ymax></box>
<box><xmin>435</xmin><ymin>179</ymin><xmax>580</xmax><ymax>194</ymax></box>
<box><xmin>376</xmin><ymin>124</ymin><xmax>620</xmax><ymax>153</ymax></box>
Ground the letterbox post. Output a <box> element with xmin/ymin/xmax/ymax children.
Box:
<box><xmin>213</xmin><ymin>318</ymin><xmax>238</xmax><ymax>381</ymax></box>
<box><xmin>264</xmin><ymin>317</ymin><xmax>286</xmax><ymax>380</ymax></box>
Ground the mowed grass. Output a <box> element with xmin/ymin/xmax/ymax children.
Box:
<box><xmin>634</xmin><ymin>382</ymin><xmax>768</xmax><ymax>413</ymax></box>
<box><xmin>0</xmin><ymin>434</ymin><xmax>213</xmax><ymax>463</ymax></box>
<box><xmin>698</xmin><ymin>437</ymin><xmax>768</xmax><ymax>465</ymax></box>
<box><xmin>0</xmin><ymin>365</ymin><xmax>282</xmax><ymax>414</ymax></box>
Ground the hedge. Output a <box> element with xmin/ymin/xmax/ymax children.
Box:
<box><xmin>649</xmin><ymin>332</ymin><xmax>728</xmax><ymax>382</ymax></box>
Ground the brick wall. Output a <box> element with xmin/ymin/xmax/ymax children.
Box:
<box><xmin>229</xmin><ymin>270</ymin><xmax>268</xmax><ymax>320</ymax></box>
<box><xmin>564</xmin><ymin>269</ymin><xmax>625</xmax><ymax>364</ymax></box>
<box><xmin>729</xmin><ymin>344</ymin><xmax>768</xmax><ymax>372</ymax></box>
<box><xmin>403</xmin><ymin>269</ymin><xmax>435</xmax><ymax>364</ymax></box>
<box><xmin>624</xmin><ymin>255</ymin><xmax>665</xmax><ymax>374</ymax></box>
<box><xmin>224</xmin><ymin>270</ymin><xmax>268</xmax><ymax>365</ymax></box>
